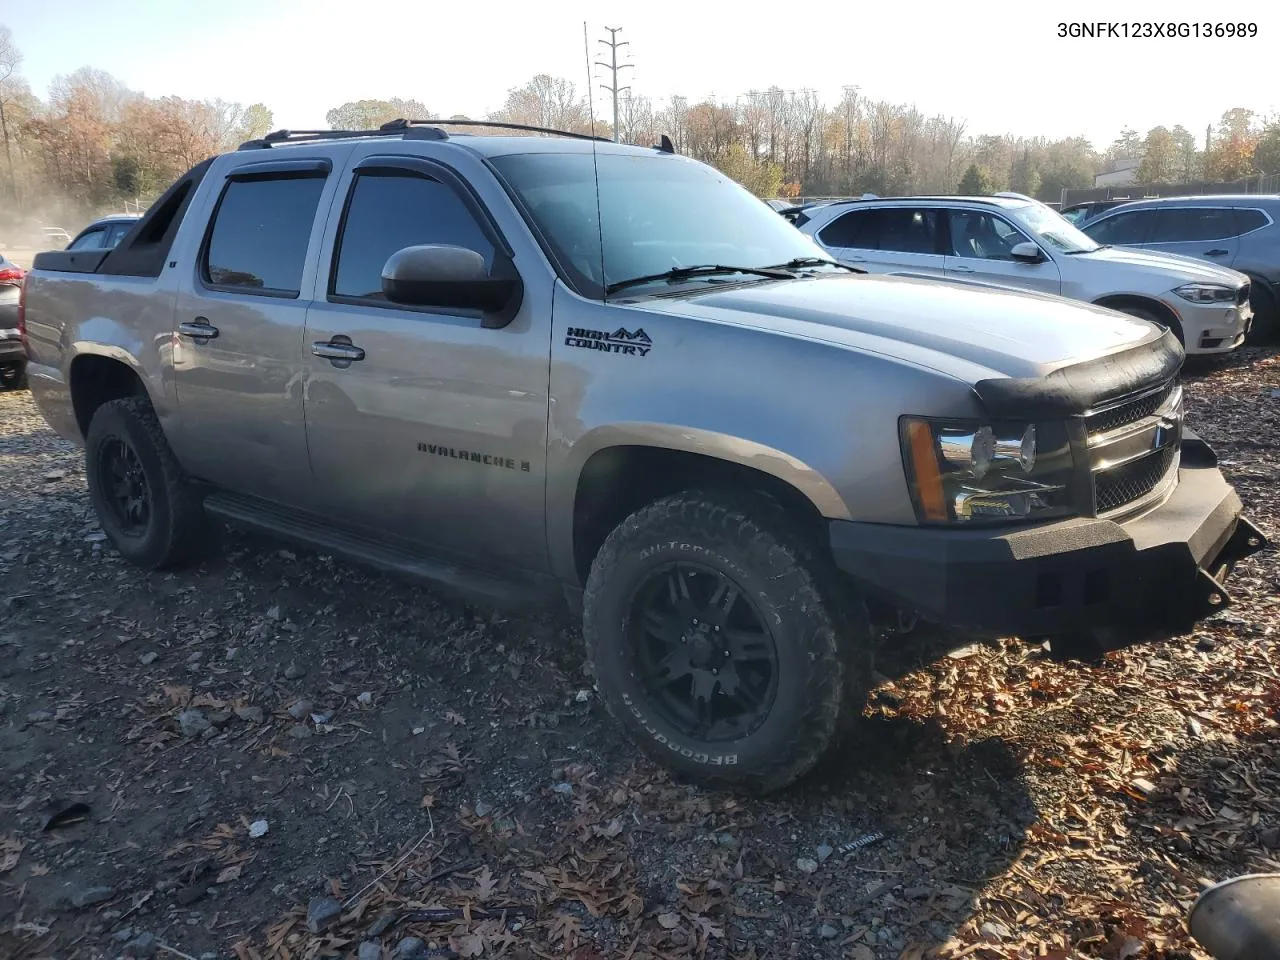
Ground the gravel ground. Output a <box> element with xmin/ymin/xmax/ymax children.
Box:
<box><xmin>1</xmin><ymin>347</ymin><xmax>1277</xmax><ymax>960</ymax></box>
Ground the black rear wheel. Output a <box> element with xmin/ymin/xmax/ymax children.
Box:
<box><xmin>85</xmin><ymin>396</ymin><xmax>210</xmax><ymax>569</ymax></box>
<box><xmin>584</xmin><ymin>490</ymin><xmax>869</xmax><ymax>794</ymax></box>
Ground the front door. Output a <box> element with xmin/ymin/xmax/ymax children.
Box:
<box><xmin>302</xmin><ymin>151</ymin><xmax>551</xmax><ymax>573</ymax></box>
<box><xmin>944</xmin><ymin>209</ymin><xmax>1062</xmax><ymax>295</ymax></box>
<box><xmin>170</xmin><ymin>157</ymin><xmax>337</xmax><ymax>504</ymax></box>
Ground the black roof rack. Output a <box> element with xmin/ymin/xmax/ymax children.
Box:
<box><xmin>238</xmin><ymin>117</ymin><xmax>616</xmax><ymax>150</ymax></box>
<box><xmin>384</xmin><ymin>118</ymin><xmax>614</xmax><ymax>143</ymax></box>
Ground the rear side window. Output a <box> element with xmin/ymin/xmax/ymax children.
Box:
<box><xmin>331</xmin><ymin>171</ymin><xmax>495</xmax><ymax>302</ymax></box>
<box><xmin>202</xmin><ymin>176</ymin><xmax>327</xmax><ymax>296</ymax></box>
<box><xmin>878</xmin><ymin>208</ymin><xmax>942</xmax><ymax>255</ymax></box>
<box><xmin>818</xmin><ymin>210</ymin><xmax>879</xmax><ymax>248</ymax></box>
<box><xmin>1149</xmin><ymin>207</ymin><xmax>1237</xmax><ymax>243</ymax></box>
<box><xmin>1234</xmin><ymin>209</ymin><xmax>1270</xmax><ymax>234</ymax></box>
<box><xmin>1084</xmin><ymin>210</ymin><xmax>1154</xmax><ymax>245</ymax></box>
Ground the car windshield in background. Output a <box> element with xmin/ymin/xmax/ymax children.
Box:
<box><xmin>1012</xmin><ymin>203</ymin><xmax>1101</xmax><ymax>254</ymax></box>
<box><xmin>490</xmin><ymin>152</ymin><xmax>836</xmax><ymax>298</ymax></box>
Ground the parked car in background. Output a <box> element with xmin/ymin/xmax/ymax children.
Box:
<box><xmin>42</xmin><ymin>227</ymin><xmax>72</xmax><ymax>246</ymax></box>
<box><xmin>796</xmin><ymin>194</ymin><xmax>1254</xmax><ymax>356</ymax></box>
<box><xmin>0</xmin><ymin>252</ymin><xmax>26</xmax><ymax>389</ymax></box>
<box><xmin>1060</xmin><ymin>199</ymin><xmax>1133</xmax><ymax>226</ymax></box>
<box><xmin>1079</xmin><ymin>195</ymin><xmax>1280</xmax><ymax>342</ymax></box>
<box><xmin>66</xmin><ymin>214</ymin><xmax>142</xmax><ymax>251</ymax></box>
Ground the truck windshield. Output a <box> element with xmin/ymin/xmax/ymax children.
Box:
<box><xmin>490</xmin><ymin>151</ymin><xmax>833</xmax><ymax>299</ymax></box>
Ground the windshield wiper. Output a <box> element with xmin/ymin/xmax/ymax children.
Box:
<box><xmin>605</xmin><ymin>264</ymin><xmax>794</xmax><ymax>296</ymax></box>
<box><xmin>1064</xmin><ymin>244</ymin><xmax>1110</xmax><ymax>254</ymax></box>
<box><xmin>766</xmin><ymin>256</ymin><xmax>865</xmax><ymax>274</ymax></box>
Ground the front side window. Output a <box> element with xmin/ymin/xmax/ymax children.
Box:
<box><xmin>331</xmin><ymin>171</ymin><xmax>495</xmax><ymax>301</ymax></box>
<box><xmin>1149</xmin><ymin>207</ymin><xmax>1237</xmax><ymax>243</ymax></box>
<box><xmin>948</xmin><ymin>210</ymin><xmax>1026</xmax><ymax>260</ymax></box>
<box><xmin>489</xmin><ymin>152</ymin><xmax>834</xmax><ymax>298</ymax></box>
<box><xmin>1084</xmin><ymin>210</ymin><xmax>1155</xmax><ymax>246</ymax></box>
<box><xmin>202</xmin><ymin>175</ymin><xmax>327</xmax><ymax>295</ymax></box>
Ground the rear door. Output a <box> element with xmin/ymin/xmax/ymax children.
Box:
<box><xmin>169</xmin><ymin>156</ymin><xmax>338</xmax><ymax>505</ymax></box>
<box><xmin>816</xmin><ymin>206</ymin><xmax>947</xmax><ymax>276</ymax></box>
<box><xmin>1144</xmin><ymin>206</ymin><xmax>1241</xmax><ymax>266</ymax></box>
<box><xmin>943</xmin><ymin>209</ymin><xmax>1061</xmax><ymax>294</ymax></box>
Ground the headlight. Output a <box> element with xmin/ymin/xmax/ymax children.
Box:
<box><xmin>1174</xmin><ymin>282</ymin><xmax>1236</xmax><ymax>304</ymax></box>
<box><xmin>900</xmin><ymin>417</ymin><xmax>1075</xmax><ymax>525</ymax></box>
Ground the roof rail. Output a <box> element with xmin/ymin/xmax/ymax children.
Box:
<box><xmin>237</xmin><ymin>126</ymin><xmax>448</xmax><ymax>150</ymax></box>
<box><xmin>385</xmin><ymin>118</ymin><xmax>613</xmax><ymax>143</ymax></box>
<box><xmin>238</xmin><ymin>117</ymin><xmax>615</xmax><ymax>151</ymax></box>
<box><xmin>993</xmin><ymin>191</ymin><xmax>1037</xmax><ymax>202</ymax></box>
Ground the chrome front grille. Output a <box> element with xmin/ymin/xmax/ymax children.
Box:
<box><xmin>1094</xmin><ymin>443</ymin><xmax>1179</xmax><ymax>513</ymax></box>
<box><xmin>1083</xmin><ymin>379</ymin><xmax>1183</xmax><ymax>517</ymax></box>
<box><xmin>1084</xmin><ymin>380</ymin><xmax>1175</xmax><ymax>435</ymax></box>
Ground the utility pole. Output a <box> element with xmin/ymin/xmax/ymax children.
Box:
<box><xmin>595</xmin><ymin>26</ymin><xmax>632</xmax><ymax>142</ymax></box>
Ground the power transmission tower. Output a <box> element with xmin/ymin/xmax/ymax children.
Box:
<box><xmin>595</xmin><ymin>26</ymin><xmax>633</xmax><ymax>142</ymax></box>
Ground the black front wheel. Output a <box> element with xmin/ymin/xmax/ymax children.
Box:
<box><xmin>583</xmin><ymin>490</ymin><xmax>869</xmax><ymax>794</ymax></box>
<box><xmin>0</xmin><ymin>360</ymin><xmax>27</xmax><ymax>390</ymax></box>
<box><xmin>84</xmin><ymin>396</ymin><xmax>210</xmax><ymax>569</ymax></box>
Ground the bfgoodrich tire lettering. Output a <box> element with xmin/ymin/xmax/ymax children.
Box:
<box><xmin>85</xmin><ymin>396</ymin><xmax>209</xmax><ymax>569</ymax></box>
<box><xmin>583</xmin><ymin>490</ymin><xmax>869</xmax><ymax>794</ymax></box>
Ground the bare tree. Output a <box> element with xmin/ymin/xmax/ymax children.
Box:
<box><xmin>0</xmin><ymin>26</ymin><xmax>21</xmax><ymax>199</ymax></box>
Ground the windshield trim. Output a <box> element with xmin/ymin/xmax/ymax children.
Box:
<box><xmin>482</xmin><ymin>153</ymin><xmax>601</xmax><ymax>299</ymax></box>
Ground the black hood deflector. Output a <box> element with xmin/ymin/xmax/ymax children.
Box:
<box><xmin>973</xmin><ymin>327</ymin><xmax>1184</xmax><ymax>419</ymax></box>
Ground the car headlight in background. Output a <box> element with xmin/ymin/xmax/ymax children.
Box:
<box><xmin>900</xmin><ymin>417</ymin><xmax>1075</xmax><ymax>524</ymax></box>
<box><xmin>1174</xmin><ymin>283</ymin><xmax>1237</xmax><ymax>304</ymax></box>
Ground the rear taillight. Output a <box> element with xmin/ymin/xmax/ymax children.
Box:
<box><xmin>0</xmin><ymin>266</ymin><xmax>24</xmax><ymax>284</ymax></box>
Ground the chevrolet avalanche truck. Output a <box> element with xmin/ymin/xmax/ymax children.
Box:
<box><xmin>19</xmin><ymin>120</ymin><xmax>1268</xmax><ymax>793</ymax></box>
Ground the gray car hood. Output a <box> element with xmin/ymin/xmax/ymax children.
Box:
<box><xmin>636</xmin><ymin>273</ymin><xmax>1165</xmax><ymax>383</ymax></box>
<box><xmin>1073</xmin><ymin>244</ymin><xmax>1246</xmax><ymax>285</ymax></box>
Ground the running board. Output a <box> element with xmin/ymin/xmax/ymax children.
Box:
<box><xmin>202</xmin><ymin>491</ymin><xmax>556</xmax><ymax>609</ymax></box>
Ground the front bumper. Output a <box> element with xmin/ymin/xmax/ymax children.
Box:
<box><xmin>829</xmin><ymin>438</ymin><xmax>1268</xmax><ymax>637</ymax></box>
<box><xmin>1176</xmin><ymin>298</ymin><xmax>1252</xmax><ymax>354</ymax></box>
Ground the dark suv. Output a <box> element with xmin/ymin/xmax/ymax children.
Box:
<box><xmin>1081</xmin><ymin>195</ymin><xmax>1280</xmax><ymax>342</ymax></box>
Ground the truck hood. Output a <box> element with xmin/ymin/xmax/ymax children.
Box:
<box><xmin>636</xmin><ymin>273</ymin><xmax>1163</xmax><ymax>382</ymax></box>
<box><xmin>1072</xmin><ymin>245</ymin><xmax>1247</xmax><ymax>286</ymax></box>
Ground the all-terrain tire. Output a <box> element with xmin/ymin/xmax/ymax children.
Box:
<box><xmin>582</xmin><ymin>489</ymin><xmax>870</xmax><ymax>794</ymax></box>
<box><xmin>85</xmin><ymin>396</ymin><xmax>210</xmax><ymax>569</ymax></box>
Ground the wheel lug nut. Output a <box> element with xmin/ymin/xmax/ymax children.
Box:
<box><xmin>692</xmin><ymin>618</ymin><xmax>698</xmax><ymax>625</ymax></box>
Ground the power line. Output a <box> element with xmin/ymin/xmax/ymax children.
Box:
<box><xmin>594</xmin><ymin>26</ymin><xmax>633</xmax><ymax>143</ymax></box>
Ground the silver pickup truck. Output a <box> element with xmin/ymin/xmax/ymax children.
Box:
<box><xmin>19</xmin><ymin>120</ymin><xmax>1267</xmax><ymax>793</ymax></box>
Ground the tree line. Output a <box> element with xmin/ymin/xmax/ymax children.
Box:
<box><xmin>3</xmin><ymin>21</ymin><xmax>1280</xmax><ymax>240</ymax></box>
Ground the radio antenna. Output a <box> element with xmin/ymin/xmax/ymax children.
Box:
<box><xmin>583</xmin><ymin>21</ymin><xmax>606</xmax><ymax>300</ymax></box>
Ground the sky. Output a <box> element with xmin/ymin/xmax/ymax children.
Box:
<box><xmin>5</xmin><ymin>0</ymin><xmax>1278</xmax><ymax>150</ymax></box>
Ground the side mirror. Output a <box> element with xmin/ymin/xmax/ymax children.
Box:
<box><xmin>381</xmin><ymin>244</ymin><xmax>522</xmax><ymax>328</ymax></box>
<box><xmin>1010</xmin><ymin>241</ymin><xmax>1046</xmax><ymax>264</ymax></box>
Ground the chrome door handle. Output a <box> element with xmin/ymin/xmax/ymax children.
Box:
<box><xmin>312</xmin><ymin>339</ymin><xmax>365</xmax><ymax>364</ymax></box>
<box><xmin>951</xmin><ymin>265</ymin><xmax>975</xmax><ymax>273</ymax></box>
<box><xmin>178</xmin><ymin>318</ymin><xmax>219</xmax><ymax>343</ymax></box>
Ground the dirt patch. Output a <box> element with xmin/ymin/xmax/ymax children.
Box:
<box><xmin>1</xmin><ymin>347</ymin><xmax>1277</xmax><ymax>960</ymax></box>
